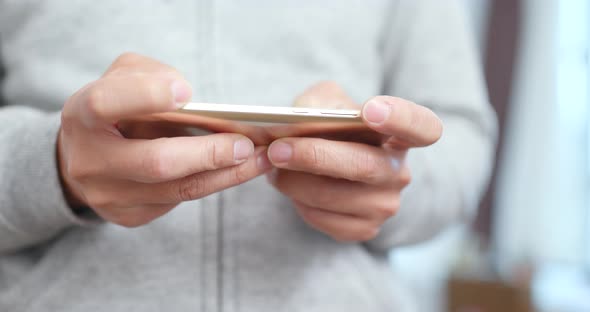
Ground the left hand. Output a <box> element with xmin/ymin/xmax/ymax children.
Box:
<box><xmin>266</xmin><ymin>82</ymin><xmax>443</xmax><ymax>242</ymax></box>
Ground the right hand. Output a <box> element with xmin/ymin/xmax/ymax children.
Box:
<box><xmin>58</xmin><ymin>53</ymin><xmax>272</xmax><ymax>227</ymax></box>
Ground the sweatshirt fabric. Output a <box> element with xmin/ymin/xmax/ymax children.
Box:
<box><xmin>0</xmin><ymin>1</ymin><xmax>497</xmax><ymax>311</ymax></box>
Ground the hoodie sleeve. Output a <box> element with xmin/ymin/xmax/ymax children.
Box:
<box><xmin>365</xmin><ymin>0</ymin><xmax>498</xmax><ymax>252</ymax></box>
<box><xmin>0</xmin><ymin>104</ymin><xmax>96</xmax><ymax>254</ymax></box>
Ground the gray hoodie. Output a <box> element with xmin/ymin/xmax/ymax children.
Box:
<box><xmin>0</xmin><ymin>1</ymin><xmax>496</xmax><ymax>311</ymax></box>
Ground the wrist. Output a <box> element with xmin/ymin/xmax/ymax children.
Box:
<box><xmin>56</xmin><ymin>128</ymin><xmax>86</xmax><ymax>209</ymax></box>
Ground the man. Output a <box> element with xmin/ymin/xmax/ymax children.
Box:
<box><xmin>0</xmin><ymin>1</ymin><xmax>496</xmax><ymax>311</ymax></box>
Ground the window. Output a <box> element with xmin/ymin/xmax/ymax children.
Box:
<box><xmin>556</xmin><ymin>0</ymin><xmax>589</xmax><ymax>268</ymax></box>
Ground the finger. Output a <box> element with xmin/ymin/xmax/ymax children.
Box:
<box><xmin>293</xmin><ymin>201</ymin><xmax>380</xmax><ymax>242</ymax></box>
<box><xmin>293</xmin><ymin>81</ymin><xmax>358</xmax><ymax>109</ymax></box>
<box><xmin>75</xmin><ymin>74</ymin><xmax>192</xmax><ymax>126</ymax></box>
<box><xmin>104</xmin><ymin>52</ymin><xmax>182</xmax><ymax>77</ymax></box>
<box><xmin>267</xmin><ymin>137</ymin><xmax>400</xmax><ymax>184</ymax></box>
<box><xmin>96</xmin><ymin>203</ymin><xmax>177</xmax><ymax>228</ymax></box>
<box><xmin>75</xmin><ymin>147</ymin><xmax>271</xmax><ymax>206</ymax></box>
<box><xmin>103</xmin><ymin>133</ymin><xmax>255</xmax><ymax>183</ymax></box>
<box><xmin>269</xmin><ymin>170</ymin><xmax>401</xmax><ymax>219</ymax></box>
<box><xmin>116</xmin><ymin>120</ymin><xmax>197</xmax><ymax>139</ymax></box>
<box><xmin>141</xmin><ymin>147</ymin><xmax>272</xmax><ymax>204</ymax></box>
<box><xmin>361</xmin><ymin>96</ymin><xmax>443</xmax><ymax>147</ymax></box>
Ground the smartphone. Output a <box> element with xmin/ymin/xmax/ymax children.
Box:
<box><xmin>180</xmin><ymin>102</ymin><xmax>363</xmax><ymax>124</ymax></box>
<box><xmin>120</xmin><ymin>103</ymin><xmax>387</xmax><ymax>146</ymax></box>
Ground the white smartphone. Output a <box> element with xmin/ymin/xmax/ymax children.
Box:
<box><xmin>179</xmin><ymin>102</ymin><xmax>362</xmax><ymax>124</ymax></box>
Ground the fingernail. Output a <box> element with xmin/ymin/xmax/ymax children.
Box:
<box><xmin>257</xmin><ymin>151</ymin><xmax>273</xmax><ymax>171</ymax></box>
<box><xmin>363</xmin><ymin>99</ymin><xmax>392</xmax><ymax>125</ymax></box>
<box><xmin>171</xmin><ymin>80</ymin><xmax>192</xmax><ymax>108</ymax></box>
<box><xmin>234</xmin><ymin>139</ymin><xmax>254</xmax><ymax>162</ymax></box>
<box><xmin>268</xmin><ymin>142</ymin><xmax>293</xmax><ymax>164</ymax></box>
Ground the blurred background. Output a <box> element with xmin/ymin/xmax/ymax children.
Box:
<box><xmin>389</xmin><ymin>0</ymin><xmax>590</xmax><ymax>311</ymax></box>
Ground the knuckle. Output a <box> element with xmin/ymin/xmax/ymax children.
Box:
<box><xmin>300</xmin><ymin>143</ymin><xmax>327</xmax><ymax>168</ymax></box>
<box><xmin>375</xmin><ymin>202</ymin><xmax>398</xmax><ymax>219</ymax></box>
<box><xmin>231</xmin><ymin>164</ymin><xmax>252</xmax><ymax>184</ymax></box>
<box><xmin>84</xmin><ymin>86</ymin><xmax>107</xmax><ymax>118</ymax></box>
<box><xmin>143</xmin><ymin>146</ymin><xmax>172</xmax><ymax>180</ymax></box>
<box><xmin>114</xmin><ymin>52</ymin><xmax>142</xmax><ymax>67</ymax></box>
<box><xmin>176</xmin><ymin>177</ymin><xmax>207</xmax><ymax>202</ymax></box>
<box><xmin>318</xmin><ymin>80</ymin><xmax>341</xmax><ymax>90</ymax></box>
<box><xmin>143</xmin><ymin>78</ymin><xmax>169</xmax><ymax>109</ymax></box>
<box><xmin>204</xmin><ymin>139</ymin><xmax>227</xmax><ymax>169</ymax></box>
<box><xmin>314</xmin><ymin>81</ymin><xmax>346</xmax><ymax>96</ymax></box>
<box><xmin>353</xmin><ymin>151</ymin><xmax>381</xmax><ymax>181</ymax></box>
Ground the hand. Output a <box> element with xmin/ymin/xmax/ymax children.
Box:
<box><xmin>58</xmin><ymin>53</ymin><xmax>272</xmax><ymax>227</ymax></box>
<box><xmin>266</xmin><ymin>82</ymin><xmax>442</xmax><ymax>242</ymax></box>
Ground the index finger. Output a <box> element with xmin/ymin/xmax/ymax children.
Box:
<box><xmin>267</xmin><ymin>137</ymin><xmax>400</xmax><ymax>185</ymax></box>
<box><xmin>361</xmin><ymin>96</ymin><xmax>443</xmax><ymax>147</ymax></box>
<box><xmin>71</xmin><ymin>74</ymin><xmax>191</xmax><ymax>127</ymax></box>
<box><xmin>104</xmin><ymin>52</ymin><xmax>182</xmax><ymax>77</ymax></box>
<box><xmin>99</xmin><ymin>133</ymin><xmax>256</xmax><ymax>183</ymax></box>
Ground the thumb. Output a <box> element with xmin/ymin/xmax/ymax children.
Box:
<box><xmin>293</xmin><ymin>81</ymin><xmax>358</xmax><ymax>109</ymax></box>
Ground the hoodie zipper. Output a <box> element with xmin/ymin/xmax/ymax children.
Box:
<box><xmin>195</xmin><ymin>0</ymin><xmax>223</xmax><ymax>310</ymax></box>
<box><xmin>217</xmin><ymin>192</ymin><xmax>225</xmax><ymax>312</ymax></box>
<box><xmin>197</xmin><ymin>0</ymin><xmax>225</xmax><ymax>311</ymax></box>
